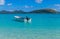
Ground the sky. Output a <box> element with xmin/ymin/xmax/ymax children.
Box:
<box><xmin>0</xmin><ymin>0</ymin><xmax>60</xmax><ymax>11</ymax></box>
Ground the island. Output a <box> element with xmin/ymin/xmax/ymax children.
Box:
<box><xmin>29</xmin><ymin>9</ymin><xmax>58</xmax><ymax>14</ymax></box>
<box><xmin>0</xmin><ymin>9</ymin><xmax>59</xmax><ymax>14</ymax></box>
<box><xmin>0</xmin><ymin>10</ymin><xmax>26</xmax><ymax>14</ymax></box>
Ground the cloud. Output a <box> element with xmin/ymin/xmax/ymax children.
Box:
<box><xmin>54</xmin><ymin>4</ymin><xmax>60</xmax><ymax>7</ymax></box>
<box><xmin>52</xmin><ymin>4</ymin><xmax>60</xmax><ymax>11</ymax></box>
<box><xmin>24</xmin><ymin>5</ymin><xmax>33</xmax><ymax>8</ymax></box>
<box><xmin>54</xmin><ymin>4</ymin><xmax>60</xmax><ymax>9</ymax></box>
<box><xmin>0</xmin><ymin>0</ymin><xmax>5</xmax><ymax>5</ymax></box>
<box><xmin>53</xmin><ymin>9</ymin><xmax>57</xmax><ymax>10</ymax></box>
<box><xmin>8</xmin><ymin>10</ymin><xmax>14</xmax><ymax>12</ymax></box>
<box><xmin>7</xmin><ymin>3</ymin><xmax>12</xmax><ymax>6</ymax></box>
<box><xmin>35</xmin><ymin>0</ymin><xmax>43</xmax><ymax>3</ymax></box>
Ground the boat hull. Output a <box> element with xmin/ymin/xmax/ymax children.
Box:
<box><xmin>14</xmin><ymin>16</ymin><xmax>31</xmax><ymax>23</ymax></box>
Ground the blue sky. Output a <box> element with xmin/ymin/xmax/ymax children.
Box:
<box><xmin>0</xmin><ymin>0</ymin><xmax>60</xmax><ymax>11</ymax></box>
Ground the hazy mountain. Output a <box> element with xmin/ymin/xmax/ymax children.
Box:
<box><xmin>0</xmin><ymin>10</ymin><xmax>25</xmax><ymax>14</ymax></box>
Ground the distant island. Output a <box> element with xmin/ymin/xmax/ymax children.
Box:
<box><xmin>0</xmin><ymin>10</ymin><xmax>25</xmax><ymax>14</ymax></box>
<box><xmin>29</xmin><ymin>9</ymin><xmax>59</xmax><ymax>14</ymax></box>
<box><xmin>0</xmin><ymin>9</ymin><xmax>59</xmax><ymax>14</ymax></box>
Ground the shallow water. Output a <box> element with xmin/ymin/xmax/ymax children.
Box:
<box><xmin>0</xmin><ymin>14</ymin><xmax>60</xmax><ymax>39</ymax></box>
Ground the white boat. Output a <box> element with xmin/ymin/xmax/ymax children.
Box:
<box><xmin>14</xmin><ymin>16</ymin><xmax>21</xmax><ymax>18</ymax></box>
<box><xmin>14</xmin><ymin>16</ymin><xmax>32</xmax><ymax>23</ymax></box>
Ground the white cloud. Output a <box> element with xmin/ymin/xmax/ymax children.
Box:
<box><xmin>54</xmin><ymin>4</ymin><xmax>60</xmax><ymax>9</ymax></box>
<box><xmin>35</xmin><ymin>0</ymin><xmax>43</xmax><ymax>3</ymax></box>
<box><xmin>7</xmin><ymin>3</ymin><xmax>12</xmax><ymax>6</ymax></box>
<box><xmin>53</xmin><ymin>4</ymin><xmax>60</xmax><ymax>11</ymax></box>
<box><xmin>24</xmin><ymin>5</ymin><xmax>33</xmax><ymax>8</ymax></box>
<box><xmin>54</xmin><ymin>4</ymin><xmax>60</xmax><ymax>7</ymax></box>
<box><xmin>8</xmin><ymin>10</ymin><xmax>14</xmax><ymax>12</ymax></box>
<box><xmin>0</xmin><ymin>0</ymin><xmax>5</xmax><ymax>5</ymax></box>
<box><xmin>53</xmin><ymin>9</ymin><xmax>57</xmax><ymax>10</ymax></box>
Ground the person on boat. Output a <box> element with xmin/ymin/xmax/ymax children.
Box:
<box><xmin>26</xmin><ymin>16</ymin><xmax>29</xmax><ymax>21</ymax></box>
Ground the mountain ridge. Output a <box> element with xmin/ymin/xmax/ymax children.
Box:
<box><xmin>0</xmin><ymin>9</ymin><xmax>59</xmax><ymax>14</ymax></box>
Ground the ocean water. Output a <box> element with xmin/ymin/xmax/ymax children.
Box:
<box><xmin>0</xmin><ymin>13</ymin><xmax>60</xmax><ymax>39</ymax></box>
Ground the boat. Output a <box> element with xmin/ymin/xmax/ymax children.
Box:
<box><xmin>14</xmin><ymin>16</ymin><xmax>32</xmax><ymax>23</ymax></box>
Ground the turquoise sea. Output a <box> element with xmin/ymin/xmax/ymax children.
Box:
<box><xmin>0</xmin><ymin>13</ymin><xmax>60</xmax><ymax>39</ymax></box>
